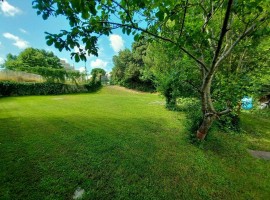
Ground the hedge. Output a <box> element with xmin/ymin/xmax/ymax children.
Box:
<box><xmin>0</xmin><ymin>81</ymin><xmax>102</xmax><ymax>96</ymax></box>
<box><xmin>121</xmin><ymin>81</ymin><xmax>156</xmax><ymax>93</ymax></box>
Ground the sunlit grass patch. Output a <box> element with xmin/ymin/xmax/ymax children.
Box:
<box><xmin>0</xmin><ymin>86</ymin><xmax>269</xmax><ymax>199</ymax></box>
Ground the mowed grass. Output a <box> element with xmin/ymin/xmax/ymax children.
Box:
<box><xmin>241</xmin><ymin>111</ymin><xmax>270</xmax><ymax>152</ymax></box>
<box><xmin>0</xmin><ymin>86</ymin><xmax>269</xmax><ymax>199</ymax></box>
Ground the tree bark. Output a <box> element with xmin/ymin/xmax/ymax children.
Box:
<box><xmin>197</xmin><ymin>77</ymin><xmax>217</xmax><ymax>140</ymax></box>
<box><xmin>197</xmin><ymin>113</ymin><xmax>216</xmax><ymax>140</ymax></box>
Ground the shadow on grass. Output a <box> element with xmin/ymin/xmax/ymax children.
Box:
<box><xmin>1</xmin><ymin>111</ymin><xmax>269</xmax><ymax>199</ymax></box>
<box><xmin>240</xmin><ymin>112</ymin><xmax>270</xmax><ymax>151</ymax></box>
<box><xmin>0</xmin><ymin>114</ymin><xmax>187</xmax><ymax>199</ymax></box>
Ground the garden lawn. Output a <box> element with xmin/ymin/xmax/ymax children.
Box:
<box><xmin>0</xmin><ymin>86</ymin><xmax>269</xmax><ymax>200</ymax></box>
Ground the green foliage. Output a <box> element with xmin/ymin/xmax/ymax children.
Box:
<box><xmin>65</xmin><ymin>70</ymin><xmax>83</xmax><ymax>84</ymax></box>
<box><xmin>122</xmin><ymin>80</ymin><xmax>155</xmax><ymax>92</ymax></box>
<box><xmin>2</xmin><ymin>48</ymin><xmax>82</xmax><ymax>83</ymax></box>
<box><xmin>4</xmin><ymin>48</ymin><xmax>62</xmax><ymax>70</ymax></box>
<box><xmin>0</xmin><ymin>81</ymin><xmax>18</xmax><ymax>96</ymax></box>
<box><xmin>259</xmin><ymin>84</ymin><xmax>270</xmax><ymax>98</ymax></box>
<box><xmin>90</xmin><ymin>68</ymin><xmax>106</xmax><ymax>76</ymax></box>
<box><xmin>32</xmin><ymin>0</ymin><xmax>269</xmax><ymax>61</ymax></box>
<box><xmin>111</xmin><ymin>39</ymin><xmax>155</xmax><ymax>92</ymax></box>
<box><xmin>90</xmin><ymin>68</ymin><xmax>106</xmax><ymax>83</ymax></box>
<box><xmin>215</xmin><ymin>113</ymin><xmax>241</xmax><ymax>132</ymax></box>
<box><xmin>183</xmin><ymin>99</ymin><xmax>203</xmax><ymax>142</ymax></box>
<box><xmin>111</xmin><ymin>49</ymin><xmax>133</xmax><ymax>84</ymax></box>
<box><xmin>84</xmin><ymin>80</ymin><xmax>102</xmax><ymax>92</ymax></box>
<box><xmin>144</xmin><ymin>41</ymin><xmax>199</xmax><ymax>109</ymax></box>
<box><xmin>182</xmin><ymin>98</ymin><xmax>241</xmax><ymax>142</ymax></box>
<box><xmin>211</xmin><ymin>36</ymin><xmax>270</xmax><ymax>111</ymax></box>
<box><xmin>0</xmin><ymin>81</ymin><xmax>101</xmax><ymax>96</ymax></box>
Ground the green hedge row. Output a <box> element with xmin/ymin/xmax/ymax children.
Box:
<box><xmin>121</xmin><ymin>81</ymin><xmax>156</xmax><ymax>93</ymax></box>
<box><xmin>0</xmin><ymin>81</ymin><xmax>102</xmax><ymax>96</ymax></box>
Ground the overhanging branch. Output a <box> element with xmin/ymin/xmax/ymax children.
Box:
<box><xmin>211</xmin><ymin>0</ymin><xmax>233</xmax><ymax>69</ymax></box>
<box><xmin>215</xmin><ymin>16</ymin><xmax>268</xmax><ymax>68</ymax></box>
<box><xmin>217</xmin><ymin>108</ymin><xmax>231</xmax><ymax>116</ymax></box>
<box><xmin>184</xmin><ymin>79</ymin><xmax>202</xmax><ymax>93</ymax></box>
<box><xmin>202</xmin><ymin>0</ymin><xmax>225</xmax><ymax>32</ymax></box>
<box><xmin>99</xmin><ymin>21</ymin><xmax>208</xmax><ymax>71</ymax></box>
<box><xmin>111</xmin><ymin>0</ymin><xmax>136</xmax><ymax>28</ymax></box>
<box><xmin>179</xmin><ymin>0</ymin><xmax>189</xmax><ymax>37</ymax></box>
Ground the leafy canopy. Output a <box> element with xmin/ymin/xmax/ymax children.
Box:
<box><xmin>32</xmin><ymin>0</ymin><xmax>269</xmax><ymax>64</ymax></box>
<box><xmin>2</xmin><ymin>48</ymin><xmax>82</xmax><ymax>82</ymax></box>
<box><xmin>3</xmin><ymin>47</ymin><xmax>62</xmax><ymax>70</ymax></box>
<box><xmin>91</xmin><ymin>68</ymin><xmax>106</xmax><ymax>76</ymax></box>
<box><xmin>111</xmin><ymin>39</ymin><xmax>155</xmax><ymax>91</ymax></box>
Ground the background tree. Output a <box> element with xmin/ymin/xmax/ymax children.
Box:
<box><xmin>111</xmin><ymin>39</ymin><xmax>155</xmax><ymax>91</ymax></box>
<box><xmin>144</xmin><ymin>40</ymin><xmax>200</xmax><ymax>109</ymax></box>
<box><xmin>111</xmin><ymin>49</ymin><xmax>132</xmax><ymax>85</ymax></box>
<box><xmin>32</xmin><ymin>0</ymin><xmax>270</xmax><ymax>140</ymax></box>
<box><xmin>91</xmin><ymin>68</ymin><xmax>106</xmax><ymax>83</ymax></box>
<box><xmin>2</xmin><ymin>53</ymin><xmax>20</xmax><ymax>70</ymax></box>
<box><xmin>3</xmin><ymin>48</ymin><xmax>65</xmax><ymax>82</ymax></box>
<box><xmin>2</xmin><ymin>48</ymin><xmax>82</xmax><ymax>83</ymax></box>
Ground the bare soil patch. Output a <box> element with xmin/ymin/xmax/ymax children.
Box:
<box><xmin>248</xmin><ymin>149</ymin><xmax>270</xmax><ymax>160</ymax></box>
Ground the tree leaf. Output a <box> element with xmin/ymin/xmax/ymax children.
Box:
<box><xmin>74</xmin><ymin>54</ymin><xmax>80</xmax><ymax>62</ymax></box>
<box><xmin>46</xmin><ymin>39</ymin><xmax>54</xmax><ymax>46</ymax></box>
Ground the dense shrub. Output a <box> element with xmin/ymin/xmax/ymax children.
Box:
<box><xmin>122</xmin><ymin>81</ymin><xmax>156</xmax><ymax>93</ymax></box>
<box><xmin>214</xmin><ymin>113</ymin><xmax>241</xmax><ymax>132</ymax></box>
<box><xmin>84</xmin><ymin>81</ymin><xmax>102</xmax><ymax>92</ymax></box>
<box><xmin>0</xmin><ymin>81</ymin><xmax>101</xmax><ymax>96</ymax></box>
<box><xmin>183</xmin><ymin>98</ymin><xmax>241</xmax><ymax>143</ymax></box>
<box><xmin>183</xmin><ymin>99</ymin><xmax>203</xmax><ymax>142</ymax></box>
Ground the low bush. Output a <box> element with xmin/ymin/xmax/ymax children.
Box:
<box><xmin>84</xmin><ymin>81</ymin><xmax>102</xmax><ymax>92</ymax></box>
<box><xmin>214</xmin><ymin>113</ymin><xmax>241</xmax><ymax>132</ymax></box>
<box><xmin>183</xmin><ymin>98</ymin><xmax>242</xmax><ymax>143</ymax></box>
<box><xmin>0</xmin><ymin>81</ymin><xmax>101</xmax><ymax>96</ymax></box>
<box><xmin>183</xmin><ymin>99</ymin><xmax>203</xmax><ymax>142</ymax></box>
<box><xmin>122</xmin><ymin>81</ymin><xmax>156</xmax><ymax>93</ymax></box>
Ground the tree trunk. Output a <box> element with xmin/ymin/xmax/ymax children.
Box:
<box><xmin>197</xmin><ymin>78</ymin><xmax>216</xmax><ymax>140</ymax></box>
<box><xmin>196</xmin><ymin>113</ymin><xmax>216</xmax><ymax>140</ymax></box>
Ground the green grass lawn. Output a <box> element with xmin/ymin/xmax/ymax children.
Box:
<box><xmin>0</xmin><ymin>86</ymin><xmax>269</xmax><ymax>199</ymax></box>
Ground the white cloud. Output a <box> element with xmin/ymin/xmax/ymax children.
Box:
<box><xmin>19</xmin><ymin>28</ymin><xmax>28</xmax><ymax>34</ymax></box>
<box><xmin>60</xmin><ymin>58</ymin><xmax>69</xmax><ymax>64</ymax></box>
<box><xmin>90</xmin><ymin>59</ymin><xmax>108</xmax><ymax>69</ymax></box>
<box><xmin>78</xmin><ymin>67</ymin><xmax>85</xmax><ymax>73</ymax></box>
<box><xmin>3</xmin><ymin>32</ymin><xmax>17</xmax><ymax>40</ymax></box>
<box><xmin>3</xmin><ymin>32</ymin><xmax>29</xmax><ymax>49</ymax></box>
<box><xmin>0</xmin><ymin>1</ymin><xmax>21</xmax><ymax>17</ymax></box>
<box><xmin>109</xmin><ymin>34</ymin><xmax>124</xmax><ymax>53</ymax></box>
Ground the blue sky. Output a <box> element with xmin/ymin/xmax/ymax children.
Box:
<box><xmin>0</xmin><ymin>0</ymin><xmax>133</xmax><ymax>72</ymax></box>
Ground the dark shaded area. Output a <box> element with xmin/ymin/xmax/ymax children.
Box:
<box><xmin>0</xmin><ymin>81</ymin><xmax>102</xmax><ymax>96</ymax></box>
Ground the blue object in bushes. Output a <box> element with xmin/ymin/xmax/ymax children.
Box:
<box><xmin>241</xmin><ymin>96</ymin><xmax>253</xmax><ymax>110</ymax></box>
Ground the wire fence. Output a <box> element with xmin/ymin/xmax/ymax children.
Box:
<box><xmin>0</xmin><ymin>69</ymin><xmax>111</xmax><ymax>85</ymax></box>
<box><xmin>0</xmin><ymin>69</ymin><xmax>43</xmax><ymax>82</ymax></box>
